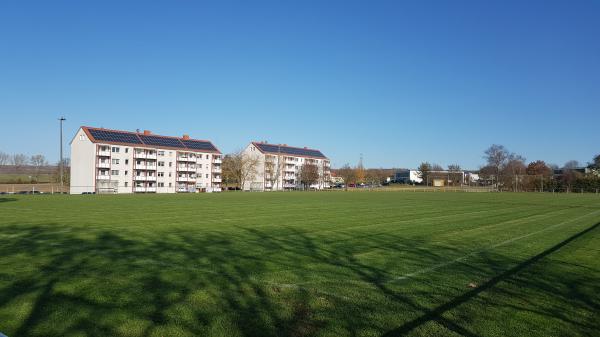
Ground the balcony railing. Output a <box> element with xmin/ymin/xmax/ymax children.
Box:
<box><xmin>146</xmin><ymin>176</ymin><xmax>156</xmax><ymax>181</ymax></box>
<box><xmin>96</xmin><ymin>175</ymin><xmax>110</xmax><ymax>180</ymax></box>
<box><xmin>212</xmin><ymin>167</ymin><xmax>222</xmax><ymax>173</ymax></box>
<box><xmin>212</xmin><ymin>178</ymin><xmax>222</xmax><ymax>183</ymax></box>
<box><xmin>97</xmin><ymin>150</ymin><xmax>110</xmax><ymax>157</ymax></box>
<box><xmin>134</xmin><ymin>175</ymin><xmax>147</xmax><ymax>181</ymax></box>
<box><xmin>97</xmin><ymin>162</ymin><xmax>110</xmax><ymax>168</ymax></box>
<box><xmin>146</xmin><ymin>187</ymin><xmax>157</xmax><ymax>192</ymax></box>
<box><xmin>284</xmin><ymin>183</ymin><xmax>296</xmax><ymax>188</ymax></box>
<box><xmin>178</xmin><ymin>165</ymin><xmax>196</xmax><ymax>171</ymax></box>
<box><xmin>134</xmin><ymin>187</ymin><xmax>146</xmax><ymax>192</ymax></box>
<box><xmin>177</xmin><ymin>155</ymin><xmax>196</xmax><ymax>162</ymax></box>
<box><xmin>213</xmin><ymin>157</ymin><xmax>222</xmax><ymax>164</ymax></box>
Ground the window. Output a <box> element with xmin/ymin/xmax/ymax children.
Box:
<box><xmin>125</xmin><ymin>148</ymin><xmax>129</xmax><ymax>153</ymax></box>
<box><xmin>158</xmin><ymin>151</ymin><xmax>165</xmax><ymax>156</ymax></box>
<box><xmin>168</xmin><ymin>162</ymin><xmax>172</xmax><ymax>167</ymax></box>
<box><xmin>158</xmin><ymin>182</ymin><xmax>164</xmax><ymax>187</ymax></box>
<box><xmin>158</xmin><ymin>161</ymin><xmax>165</xmax><ymax>167</ymax></box>
<box><xmin>206</xmin><ymin>174</ymin><xmax>209</xmax><ymax>178</ymax></box>
<box><xmin>168</xmin><ymin>172</ymin><xmax>172</xmax><ymax>177</ymax></box>
<box><xmin>158</xmin><ymin>172</ymin><xmax>164</xmax><ymax>177</ymax></box>
<box><xmin>136</xmin><ymin>160</ymin><xmax>142</xmax><ymax>165</ymax></box>
<box><xmin>125</xmin><ymin>159</ymin><xmax>129</xmax><ymax>165</ymax></box>
<box><xmin>111</xmin><ymin>170</ymin><xmax>119</xmax><ymax>175</ymax></box>
<box><xmin>112</xmin><ymin>159</ymin><xmax>119</xmax><ymax>165</ymax></box>
<box><xmin>79</xmin><ymin>134</ymin><xmax>85</xmax><ymax>141</ymax></box>
<box><xmin>124</xmin><ymin>182</ymin><xmax>128</xmax><ymax>187</ymax></box>
<box><xmin>112</xmin><ymin>147</ymin><xmax>120</xmax><ymax>153</ymax></box>
<box><xmin>125</xmin><ymin>170</ymin><xmax>128</xmax><ymax>176</ymax></box>
<box><xmin>206</xmin><ymin>155</ymin><xmax>209</xmax><ymax>159</ymax></box>
<box><xmin>199</xmin><ymin>164</ymin><xmax>202</xmax><ymax>169</ymax></box>
<box><xmin>169</xmin><ymin>183</ymin><xmax>172</xmax><ymax>187</ymax></box>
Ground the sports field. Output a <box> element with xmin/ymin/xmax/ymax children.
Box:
<box><xmin>0</xmin><ymin>192</ymin><xmax>599</xmax><ymax>337</ymax></box>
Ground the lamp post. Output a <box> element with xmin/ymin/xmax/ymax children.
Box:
<box><xmin>59</xmin><ymin>116</ymin><xmax>66</xmax><ymax>193</ymax></box>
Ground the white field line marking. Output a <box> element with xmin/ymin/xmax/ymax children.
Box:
<box><xmin>386</xmin><ymin>209</ymin><xmax>600</xmax><ymax>284</ymax></box>
<box><xmin>262</xmin><ymin>208</ymin><xmax>600</xmax><ymax>291</ymax></box>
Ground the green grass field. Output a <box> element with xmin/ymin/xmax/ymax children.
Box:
<box><xmin>1</xmin><ymin>192</ymin><xmax>599</xmax><ymax>337</ymax></box>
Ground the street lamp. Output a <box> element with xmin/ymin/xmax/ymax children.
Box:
<box><xmin>59</xmin><ymin>116</ymin><xmax>66</xmax><ymax>193</ymax></box>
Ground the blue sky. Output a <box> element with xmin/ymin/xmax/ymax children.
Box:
<box><xmin>1</xmin><ymin>0</ymin><xmax>598</xmax><ymax>169</ymax></box>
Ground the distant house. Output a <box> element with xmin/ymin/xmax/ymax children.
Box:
<box><xmin>395</xmin><ymin>169</ymin><xmax>468</xmax><ymax>185</ymax></box>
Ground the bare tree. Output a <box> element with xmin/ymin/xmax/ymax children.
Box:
<box><xmin>221</xmin><ymin>154</ymin><xmax>239</xmax><ymax>188</ymax></box>
<box><xmin>337</xmin><ymin>164</ymin><xmax>356</xmax><ymax>190</ymax></box>
<box><xmin>299</xmin><ymin>162</ymin><xmax>319</xmax><ymax>190</ymax></box>
<box><xmin>12</xmin><ymin>154</ymin><xmax>28</xmax><ymax>173</ymax></box>
<box><xmin>224</xmin><ymin>149</ymin><xmax>259</xmax><ymax>191</ymax></box>
<box><xmin>264</xmin><ymin>154</ymin><xmax>282</xmax><ymax>190</ymax></box>
<box><xmin>0</xmin><ymin>151</ymin><xmax>9</xmax><ymax>166</ymax></box>
<box><xmin>447</xmin><ymin>164</ymin><xmax>462</xmax><ymax>186</ymax></box>
<box><xmin>561</xmin><ymin>160</ymin><xmax>581</xmax><ymax>192</ymax></box>
<box><xmin>30</xmin><ymin>154</ymin><xmax>48</xmax><ymax>181</ymax></box>
<box><xmin>484</xmin><ymin>144</ymin><xmax>509</xmax><ymax>182</ymax></box>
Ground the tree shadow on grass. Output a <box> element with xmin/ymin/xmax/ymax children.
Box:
<box><xmin>0</xmin><ymin>198</ymin><xmax>17</xmax><ymax>203</ymax></box>
<box><xmin>0</xmin><ymin>220</ymin><xmax>599</xmax><ymax>336</ymax></box>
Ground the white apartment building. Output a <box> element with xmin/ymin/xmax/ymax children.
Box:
<box><xmin>70</xmin><ymin>127</ymin><xmax>222</xmax><ymax>194</ymax></box>
<box><xmin>243</xmin><ymin>142</ymin><xmax>331</xmax><ymax>191</ymax></box>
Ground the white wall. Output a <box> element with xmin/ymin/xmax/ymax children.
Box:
<box><xmin>70</xmin><ymin>128</ymin><xmax>96</xmax><ymax>194</ymax></box>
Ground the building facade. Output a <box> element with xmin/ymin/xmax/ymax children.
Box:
<box><xmin>243</xmin><ymin>142</ymin><xmax>331</xmax><ymax>191</ymax></box>
<box><xmin>70</xmin><ymin>127</ymin><xmax>222</xmax><ymax>194</ymax></box>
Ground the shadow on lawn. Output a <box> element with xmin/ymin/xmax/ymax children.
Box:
<box><xmin>0</xmin><ymin>197</ymin><xmax>17</xmax><ymax>203</ymax></box>
<box><xmin>0</xmin><ymin>221</ymin><xmax>599</xmax><ymax>336</ymax></box>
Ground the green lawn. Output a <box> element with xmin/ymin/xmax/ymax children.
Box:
<box><xmin>0</xmin><ymin>192</ymin><xmax>599</xmax><ymax>337</ymax></box>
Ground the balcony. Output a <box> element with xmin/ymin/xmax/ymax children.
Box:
<box><xmin>134</xmin><ymin>175</ymin><xmax>147</xmax><ymax>181</ymax></box>
<box><xmin>212</xmin><ymin>167</ymin><xmax>222</xmax><ymax>173</ymax></box>
<box><xmin>146</xmin><ymin>153</ymin><xmax>157</xmax><ymax>160</ymax></box>
<box><xmin>134</xmin><ymin>187</ymin><xmax>146</xmax><ymax>193</ymax></box>
<box><xmin>98</xmin><ymin>150</ymin><xmax>110</xmax><ymax>157</ymax></box>
<box><xmin>146</xmin><ymin>176</ymin><xmax>157</xmax><ymax>182</ymax></box>
<box><xmin>97</xmin><ymin>162</ymin><xmax>110</xmax><ymax>168</ymax></box>
<box><xmin>213</xmin><ymin>157</ymin><xmax>222</xmax><ymax>164</ymax></box>
<box><xmin>135</xmin><ymin>164</ymin><xmax>147</xmax><ymax>170</ymax></box>
<box><xmin>177</xmin><ymin>176</ymin><xmax>196</xmax><ymax>182</ymax></box>
<box><xmin>285</xmin><ymin>158</ymin><xmax>296</xmax><ymax>163</ymax></box>
<box><xmin>134</xmin><ymin>152</ymin><xmax>147</xmax><ymax>159</ymax></box>
<box><xmin>284</xmin><ymin>183</ymin><xmax>296</xmax><ymax>188</ymax></box>
<box><xmin>177</xmin><ymin>155</ymin><xmax>196</xmax><ymax>162</ymax></box>
<box><xmin>146</xmin><ymin>187</ymin><xmax>157</xmax><ymax>193</ymax></box>
<box><xmin>212</xmin><ymin>177</ymin><xmax>222</xmax><ymax>183</ymax></box>
<box><xmin>96</xmin><ymin>175</ymin><xmax>110</xmax><ymax>180</ymax></box>
<box><xmin>178</xmin><ymin>165</ymin><xmax>196</xmax><ymax>171</ymax></box>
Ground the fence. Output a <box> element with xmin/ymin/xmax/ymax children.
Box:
<box><xmin>0</xmin><ymin>183</ymin><xmax>69</xmax><ymax>194</ymax></box>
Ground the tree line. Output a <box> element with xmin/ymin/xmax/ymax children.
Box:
<box><xmin>477</xmin><ymin>144</ymin><xmax>600</xmax><ymax>192</ymax></box>
<box><xmin>0</xmin><ymin>151</ymin><xmax>69</xmax><ymax>184</ymax></box>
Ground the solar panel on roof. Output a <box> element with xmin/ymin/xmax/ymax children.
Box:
<box><xmin>88</xmin><ymin>129</ymin><xmax>143</xmax><ymax>144</ymax></box>
<box><xmin>181</xmin><ymin>140</ymin><xmax>217</xmax><ymax>151</ymax></box>
<box><xmin>139</xmin><ymin>135</ymin><xmax>185</xmax><ymax>148</ymax></box>
<box><xmin>255</xmin><ymin>143</ymin><xmax>325</xmax><ymax>158</ymax></box>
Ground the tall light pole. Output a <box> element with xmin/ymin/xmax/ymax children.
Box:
<box><xmin>59</xmin><ymin>116</ymin><xmax>66</xmax><ymax>192</ymax></box>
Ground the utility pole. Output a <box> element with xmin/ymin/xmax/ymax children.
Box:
<box><xmin>59</xmin><ymin>116</ymin><xmax>66</xmax><ymax>193</ymax></box>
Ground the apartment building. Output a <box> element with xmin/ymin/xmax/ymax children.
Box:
<box><xmin>243</xmin><ymin>142</ymin><xmax>331</xmax><ymax>191</ymax></box>
<box><xmin>70</xmin><ymin>127</ymin><xmax>222</xmax><ymax>194</ymax></box>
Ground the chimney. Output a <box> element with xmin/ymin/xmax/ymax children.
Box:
<box><xmin>143</xmin><ymin>130</ymin><xmax>151</xmax><ymax>135</ymax></box>
<box><xmin>182</xmin><ymin>134</ymin><xmax>190</xmax><ymax>140</ymax></box>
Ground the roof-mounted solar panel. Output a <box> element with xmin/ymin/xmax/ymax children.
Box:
<box><xmin>181</xmin><ymin>140</ymin><xmax>217</xmax><ymax>151</ymax></box>
<box><xmin>255</xmin><ymin>143</ymin><xmax>326</xmax><ymax>158</ymax></box>
<box><xmin>88</xmin><ymin>129</ymin><xmax>143</xmax><ymax>144</ymax></box>
<box><xmin>139</xmin><ymin>135</ymin><xmax>185</xmax><ymax>148</ymax></box>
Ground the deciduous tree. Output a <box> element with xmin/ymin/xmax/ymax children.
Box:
<box><xmin>299</xmin><ymin>162</ymin><xmax>319</xmax><ymax>190</ymax></box>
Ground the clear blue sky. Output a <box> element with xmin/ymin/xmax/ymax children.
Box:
<box><xmin>1</xmin><ymin>0</ymin><xmax>598</xmax><ymax>169</ymax></box>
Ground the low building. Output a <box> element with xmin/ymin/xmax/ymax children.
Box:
<box><xmin>394</xmin><ymin>169</ymin><xmax>423</xmax><ymax>184</ymax></box>
<box><xmin>70</xmin><ymin>127</ymin><xmax>222</xmax><ymax>194</ymax></box>
<box><xmin>243</xmin><ymin>142</ymin><xmax>331</xmax><ymax>191</ymax></box>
